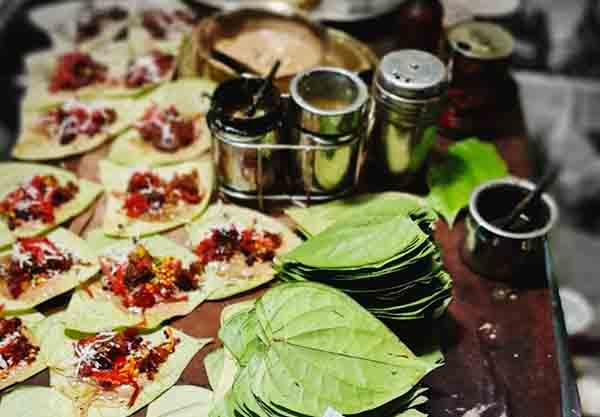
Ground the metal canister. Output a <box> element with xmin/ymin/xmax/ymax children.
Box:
<box><xmin>461</xmin><ymin>177</ymin><xmax>558</xmax><ymax>280</ymax></box>
<box><xmin>370</xmin><ymin>49</ymin><xmax>446</xmax><ymax>179</ymax></box>
<box><xmin>207</xmin><ymin>77</ymin><xmax>283</xmax><ymax>199</ymax></box>
<box><xmin>289</xmin><ymin>67</ymin><xmax>369</xmax><ymax>195</ymax></box>
<box><xmin>439</xmin><ymin>21</ymin><xmax>515</xmax><ymax>137</ymax></box>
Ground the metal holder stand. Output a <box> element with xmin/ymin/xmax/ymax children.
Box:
<box><xmin>213</xmin><ymin>132</ymin><xmax>365</xmax><ymax>211</ymax></box>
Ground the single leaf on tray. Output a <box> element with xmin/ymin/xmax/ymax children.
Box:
<box><xmin>205</xmin><ymin>348</ymin><xmax>225</xmax><ymax>391</ymax></box>
<box><xmin>0</xmin><ymin>386</ymin><xmax>77</xmax><ymax>417</ymax></box>
<box><xmin>426</xmin><ymin>137</ymin><xmax>508</xmax><ymax>226</ymax></box>
<box><xmin>146</xmin><ymin>385</ymin><xmax>213</xmax><ymax>417</ymax></box>
<box><xmin>279</xmin><ymin>215</ymin><xmax>428</xmax><ymax>269</ymax></box>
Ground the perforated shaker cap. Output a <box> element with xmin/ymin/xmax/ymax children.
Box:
<box><xmin>375</xmin><ymin>49</ymin><xmax>446</xmax><ymax>100</ymax></box>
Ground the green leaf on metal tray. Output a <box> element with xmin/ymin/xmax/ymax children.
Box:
<box><xmin>426</xmin><ymin>137</ymin><xmax>508</xmax><ymax>227</ymax></box>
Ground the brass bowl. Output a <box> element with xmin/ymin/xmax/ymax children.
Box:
<box><xmin>180</xmin><ymin>2</ymin><xmax>378</xmax><ymax>93</ymax></box>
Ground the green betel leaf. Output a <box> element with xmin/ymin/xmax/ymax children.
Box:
<box><xmin>99</xmin><ymin>158</ymin><xmax>213</xmax><ymax>238</ymax></box>
<box><xmin>219</xmin><ymin>307</ymin><xmax>266</xmax><ymax>366</ymax></box>
<box><xmin>0</xmin><ymin>310</ymin><xmax>47</xmax><ymax>391</ymax></box>
<box><xmin>0</xmin><ymin>163</ymin><xmax>103</xmax><ymax>249</ymax></box>
<box><xmin>108</xmin><ymin>79</ymin><xmax>216</xmax><ymax>167</ymax></box>
<box><xmin>279</xmin><ymin>214</ymin><xmax>428</xmax><ymax>269</ymax></box>
<box><xmin>146</xmin><ymin>385</ymin><xmax>213</xmax><ymax>417</ymax></box>
<box><xmin>253</xmin><ymin>283</ymin><xmax>436</xmax><ymax>416</ymax></box>
<box><xmin>205</xmin><ymin>348</ymin><xmax>225</xmax><ymax>391</ymax></box>
<box><xmin>64</xmin><ymin>233</ymin><xmax>210</xmax><ymax>332</ymax></box>
<box><xmin>426</xmin><ymin>137</ymin><xmax>508</xmax><ymax>227</ymax></box>
<box><xmin>285</xmin><ymin>192</ymin><xmax>436</xmax><ymax>237</ymax></box>
<box><xmin>40</xmin><ymin>312</ymin><xmax>211</xmax><ymax>417</ymax></box>
<box><xmin>22</xmin><ymin>41</ymin><xmax>132</xmax><ymax>111</ymax></box>
<box><xmin>0</xmin><ymin>386</ymin><xmax>77</xmax><ymax>417</ymax></box>
<box><xmin>0</xmin><ymin>228</ymin><xmax>100</xmax><ymax>313</ymax></box>
<box><xmin>14</xmin><ymin>96</ymin><xmax>143</xmax><ymax>161</ymax></box>
<box><xmin>187</xmin><ymin>204</ymin><xmax>301</xmax><ymax>300</ymax></box>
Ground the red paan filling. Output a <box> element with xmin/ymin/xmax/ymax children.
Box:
<box><xmin>40</xmin><ymin>100</ymin><xmax>117</xmax><ymax>145</ymax></box>
<box><xmin>0</xmin><ymin>174</ymin><xmax>79</xmax><ymax>230</ymax></box>
<box><xmin>125</xmin><ymin>51</ymin><xmax>175</xmax><ymax>88</ymax></box>
<box><xmin>142</xmin><ymin>10</ymin><xmax>196</xmax><ymax>39</ymax></box>
<box><xmin>101</xmin><ymin>244</ymin><xmax>201</xmax><ymax>309</ymax></box>
<box><xmin>50</xmin><ymin>52</ymin><xmax>108</xmax><ymax>93</ymax></box>
<box><xmin>193</xmin><ymin>225</ymin><xmax>282</xmax><ymax>269</ymax></box>
<box><xmin>0</xmin><ymin>318</ymin><xmax>39</xmax><ymax>375</ymax></box>
<box><xmin>1</xmin><ymin>236</ymin><xmax>73</xmax><ymax>299</ymax></box>
<box><xmin>134</xmin><ymin>104</ymin><xmax>195</xmax><ymax>152</ymax></box>
<box><xmin>122</xmin><ymin>171</ymin><xmax>201</xmax><ymax>219</ymax></box>
<box><xmin>74</xmin><ymin>327</ymin><xmax>179</xmax><ymax>407</ymax></box>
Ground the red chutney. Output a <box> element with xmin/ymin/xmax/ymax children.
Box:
<box><xmin>0</xmin><ymin>175</ymin><xmax>79</xmax><ymax>231</ymax></box>
<box><xmin>41</xmin><ymin>100</ymin><xmax>117</xmax><ymax>145</ymax></box>
<box><xmin>123</xmin><ymin>170</ymin><xmax>202</xmax><ymax>219</ymax></box>
<box><xmin>125</xmin><ymin>51</ymin><xmax>175</xmax><ymax>88</ymax></box>
<box><xmin>49</xmin><ymin>52</ymin><xmax>108</xmax><ymax>93</ymax></box>
<box><xmin>194</xmin><ymin>226</ymin><xmax>282</xmax><ymax>269</ymax></box>
<box><xmin>134</xmin><ymin>104</ymin><xmax>195</xmax><ymax>152</ymax></box>
<box><xmin>101</xmin><ymin>245</ymin><xmax>201</xmax><ymax>309</ymax></box>
<box><xmin>3</xmin><ymin>236</ymin><xmax>73</xmax><ymax>299</ymax></box>
<box><xmin>74</xmin><ymin>328</ymin><xmax>179</xmax><ymax>407</ymax></box>
<box><xmin>0</xmin><ymin>318</ymin><xmax>39</xmax><ymax>374</ymax></box>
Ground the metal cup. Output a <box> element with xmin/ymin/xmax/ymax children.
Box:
<box><xmin>207</xmin><ymin>77</ymin><xmax>283</xmax><ymax>196</ymax></box>
<box><xmin>288</xmin><ymin>67</ymin><xmax>368</xmax><ymax>194</ymax></box>
<box><xmin>461</xmin><ymin>177</ymin><xmax>559</xmax><ymax>280</ymax></box>
<box><xmin>292</xmin><ymin>129</ymin><xmax>362</xmax><ymax>194</ymax></box>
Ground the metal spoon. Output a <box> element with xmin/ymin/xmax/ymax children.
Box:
<box><xmin>210</xmin><ymin>48</ymin><xmax>258</xmax><ymax>76</ymax></box>
<box><xmin>244</xmin><ymin>60</ymin><xmax>281</xmax><ymax>118</ymax></box>
<box><xmin>494</xmin><ymin>165</ymin><xmax>560</xmax><ymax>231</ymax></box>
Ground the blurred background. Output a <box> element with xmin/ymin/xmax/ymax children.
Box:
<box><xmin>0</xmin><ymin>0</ymin><xmax>599</xmax><ymax>413</ymax></box>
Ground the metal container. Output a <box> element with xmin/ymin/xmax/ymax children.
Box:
<box><xmin>447</xmin><ymin>21</ymin><xmax>514</xmax><ymax>82</ymax></box>
<box><xmin>370</xmin><ymin>49</ymin><xmax>446</xmax><ymax>178</ymax></box>
<box><xmin>461</xmin><ymin>177</ymin><xmax>559</xmax><ymax>280</ymax></box>
<box><xmin>207</xmin><ymin>77</ymin><xmax>283</xmax><ymax>198</ymax></box>
<box><xmin>289</xmin><ymin>67</ymin><xmax>368</xmax><ymax>194</ymax></box>
<box><xmin>439</xmin><ymin>21</ymin><xmax>515</xmax><ymax>137</ymax></box>
<box><xmin>187</xmin><ymin>4</ymin><xmax>379</xmax><ymax>93</ymax></box>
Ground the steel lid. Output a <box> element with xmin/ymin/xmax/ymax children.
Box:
<box><xmin>375</xmin><ymin>49</ymin><xmax>446</xmax><ymax>99</ymax></box>
<box><xmin>448</xmin><ymin>21</ymin><xmax>514</xmax><ymax>60</ymax></box>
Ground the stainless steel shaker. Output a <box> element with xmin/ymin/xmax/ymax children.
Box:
<box><xmin>371</xmin><ymin>49</ymin><xmax>446</xmax><ymax>179</ymax></box>
<box><xmin>289</xmin><ymin>67</ymin><xmax>369</xmax><ymax>195</ymax></box>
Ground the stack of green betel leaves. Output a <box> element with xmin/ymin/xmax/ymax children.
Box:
<box><xmin>280</xmin><ymin>193</ymin><xmax>453</xmax><ymax>321</ymax></box>
<box><xmin>207</xmin><ymin>282</ymin><xmax>441</xmax><ymax>417</ymax></box>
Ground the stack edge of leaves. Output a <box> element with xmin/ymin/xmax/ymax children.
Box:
<box><xmin>279</xmin><ymin>194</ymin><xmax>453</xmax><ymax>321</ymax></box>
<box><xmin>208</xmin><ymin>283</ymin><xmax>442</xmax><ymax>417</ymax></box>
